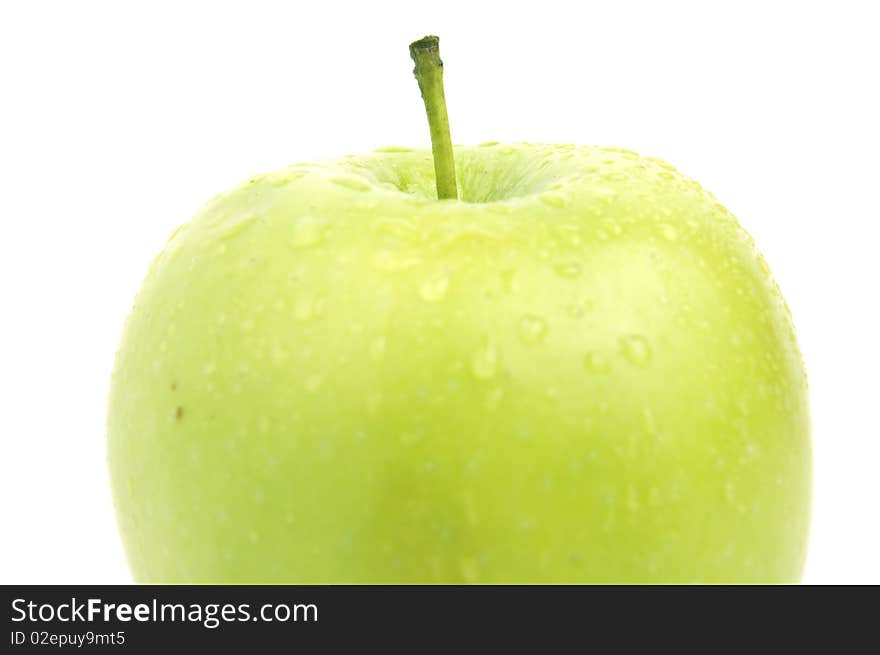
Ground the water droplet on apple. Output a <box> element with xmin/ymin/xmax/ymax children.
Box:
<box><xmin>374</xmin><ymin>218</ymin><xmax>419</xmax><ymax>241</ymax></box>
<box><xmin>659</xmin><ymin>223</ymin><xmax>678</xmax><ymax>241</ymax></box>
<box><xmin>553</xmin><ymin>224</ymin><xmax>582</xmax><ymax>247</ymax></box>
<box><xmin>601</xmin><ymin>169</ymin><xmax>629</xmax><ymax>183</ymax></box>
<box><xmin>369</xmin><ymin>336</ymin><xmax>387</xmax><ymax>361</ymax></box>
<box><xmin>642</xmin><ymin>406</ymin><xmax>656</xmax><ymax>434</ymax></box>
<box><xmin>484</xmin><ymin>387</ymin><xmax>504</xmax><ymax>411</ymax></box>
<box><xmin>216</xmin><ymin>213</ymin><xmax>257</xmax><ymax>241</ymax></box>
<box><xmin>584</xmin><ymin>351</ymin><xmax>610</xmax><ymax>374</ymax></box>
<box><xmin>518</xmin><ymin>315</ymin><xmax>548</xmax><ymax>345</ymax></box>
<box><xmin>367</xmin><ymin>391</ymin><xmax>383</xmax><ymax>415</ymax></box>
<box><xmin>270</xmin><ymin>170</ymin><xmax>303</xmax><ymax>187</ymax></box>
<box><xmin>539</xmin><ymin>191</ymin><xmax>567</xmax><ymax>208</ymax></box>
<box><xmin>724</xmin><ymin>481</ymin><xmax>737</xmax><ymax>503</ymax></box>
<box><xmin>440</xmin><ymin>224</ymin><xmax>503</xmax><ymax>247</ymax></box>
<box><xmin>619</xmin><ymin>335</ymin><xmax>652</xmax><ymax>367</ymax></box>
<box><xmin>270</xmin><ymin>343</ymin><xmax>288</xmax><ymax>365</ymax></box>
<box><xmin>330</xmin><ymin>176</ymin><xmax>371</xmax><ymax>191</ymax></box>
<box><xmin>419</xmin><ymin>275</ymin><xmax>449</xmax><ymax>302</ymax></box>
<box><xmin>626</xmin><ymin>485</ymin><xmax>640</xmax><ymax>512</ymax></box>
<box><xmin>459</xmin><ymin>557</ymin><xmax>481</xmax><ymax>582</ymax></box>
<box><xmin>645</xmin><ymin>156</ymin><xmax>676</xmax><ymax>172</ymax></box>
<box><xmin>553</xmin><ymin>261</ymin><xmax>582</xmax><ymax>278</ymax></box>
<box><xmin>373</xmin><ymin>145</ymin><xmax>414</xmax><ymax>153</ymax></box>
<box><xmin>304</xmin><ymin>374</ymin><xmax>324</xmax><ymax>393</ymax></box>
<box><xmin>517</xmin><ymin>516</ymin><xmax>535</xmax><ymax>533</ymax></box>
<box><xmin>567</xmin><ymin>300</ymin><xmax>592</xmax><ymax>318</ymax></box>
<box><xmin>293</xmin><ymin>294</ymin><xmax>322</xmax><ymax>322</ymax></box>
<box><xmin>471</xmin><ymin>340</ymin><xmax>498</xmax><ymax>379</ymax></box>
<box><xmin>371</xmin><ymin>250</ymin><xmax>421</xmax><ymax>272</ymax></box>
<box><xmin>500</xmin><ymin>269</ymin><xmax>518</xmax><ymax>293</ymax></box>
<box><xmin>291</xmin><ymin>217</ymin><xmax>327</xmax><ymax>249</ymax></box>
<box><xmin>568</xmin><ymin>303</ymin><xmax>586</xmax><ymax>319</ymax></box>
<box><xmin>399</xmin><ymin>432</ymin><xmax>422</xmax><ymax>445</ymax></box>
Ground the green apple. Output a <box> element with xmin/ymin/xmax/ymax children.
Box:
<box><xmin>107</xmin><ymin>37</ymin><xmax>810</xmax><ymax>583</ymax></box>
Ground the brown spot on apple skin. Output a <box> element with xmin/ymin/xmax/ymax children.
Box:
<box><xmin>175</xmin><ymin>406</ymin><xmax>184</xmax><ymax>420</ymax></box>
<box><xmin>170</xmin><ymin>381</ymin><xmax>177</xmax><ymax>391</ymax></box>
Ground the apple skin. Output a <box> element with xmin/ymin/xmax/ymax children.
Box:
<box><xmin>107</xmin><ymin>143</ymin><xmax>811</xmax><ymax>583</ymax></box>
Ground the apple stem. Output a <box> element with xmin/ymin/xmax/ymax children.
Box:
<box><xmin>410</xmin><ymin>35</ymin><xmax>459</xmax><ymax>201</ymax></box>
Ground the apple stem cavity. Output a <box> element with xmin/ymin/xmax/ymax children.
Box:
<box><xmin>409</xmin><ymin>35</ymin><xmax>459</xmax><ymax>201</ymax></box>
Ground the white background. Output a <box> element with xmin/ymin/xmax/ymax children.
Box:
<box><xmin>1</xmin><ymin>1</ymin><xmax>877</xmax><ymax>584</ymax></box>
